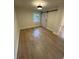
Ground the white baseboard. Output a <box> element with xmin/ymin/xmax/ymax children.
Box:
<box><xmin>46</xmin><ymin>27</ymin><xmax>63</xmax><ymax>39</ymax></box>
<box><xmin>20</xmin><ymin>25</ymin><xmax>41</xmax><ymax>30</ymax></box>
<box><xmin>53</xmin><ymin>31</ymin><xmax>58</xmax><ymax>36</ymax></box>
<box><xmin>46</xmin><ymin>27</ymin><xmax>53</xmax><ymax>32</ymax></box>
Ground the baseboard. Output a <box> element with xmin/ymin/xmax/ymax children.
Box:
<box><xmin>46</xmin><ymin>27</ymin><xmax>53</xmax><ymax>32</ymax></box>
<box><xmin>53</xmin><ymin>31</ymin><xmax>58</xmax><ymax>36</ymax></box>
<box><xmin>20</xmin><ymin>25</ymin><xmax>41</xmax><ymax>30</ymax></box>
<box><xmin>43</xmin><ymin>26</ymin><xmax>63</xmax><ymax>39</ymax></box>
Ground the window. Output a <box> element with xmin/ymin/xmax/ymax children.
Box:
<box><xmin>33</xmin><ymin>11</ymin><xmax>41</xmax><ymax>24</ymax></box>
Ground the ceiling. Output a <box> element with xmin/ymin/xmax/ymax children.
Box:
<box><xmin>14</xmin><ymin>0</ymin><xmax>64</xmax><ymax>12</ymax></box>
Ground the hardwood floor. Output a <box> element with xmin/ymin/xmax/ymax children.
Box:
<box><xmin>17</xmin><ymin>27</ymin><xmax>64</xmax><ymax>59</ymax></box>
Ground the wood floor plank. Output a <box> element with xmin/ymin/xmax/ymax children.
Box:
<box><xmin>17</xmin><ymin>27</ymin><xmax>64</xmax><ymax>59</ymax></box>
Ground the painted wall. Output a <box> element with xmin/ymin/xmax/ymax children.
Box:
<box><xmin>15</xmin><ymin>8</ymin><xmax>41</xmax><ymax>29</ymax></box>
<box><xmin>58</xmin><ymin>17</ymin><xmax>64</xmax><ymax>38</ymax></box>
<box><xmin>14</xmin><ymin>10</ymin><xmax>20</xmax><ymax>59</ymax></box>
<box><xmin>46</xmin><ymin>8</ymin><xmax>64</xmax><ymax>35</ymax></box>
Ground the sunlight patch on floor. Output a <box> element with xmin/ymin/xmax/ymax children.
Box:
<box><xmin>33</xmin><ymin>29</ymin><xmax>41</xmax><ymax>38</ymax></box>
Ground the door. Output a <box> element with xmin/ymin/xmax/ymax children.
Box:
<box><xmin>41</xmin><ymin>12</ymin><xmax>48</xmax><ymax>28</ymax></box>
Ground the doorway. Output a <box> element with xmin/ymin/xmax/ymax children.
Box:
<box><xmin>41</xmin><ymin>12</ymin><xmax>48</xmax><ymax>28</ymax></box>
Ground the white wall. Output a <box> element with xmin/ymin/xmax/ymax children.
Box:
<box><xmin>58</xmin><ymin>17</ymin><xmax>64</xmax><ymax>38</ymax></box>
<box><xmin>46</xmin><ymin>8</ymin><xmax>64</xmax><ymax>35</ymax></box>
<box><xmin>15</xmin><ymin>8</ymin><xmax>41</xmax><ymax>29</ymax></box>
<box><xmin>14</xmin><ymin>10</ymin><xmax>20</xmax><ymax>59</ymax></box>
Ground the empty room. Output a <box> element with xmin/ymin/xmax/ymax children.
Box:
<box><xmin>14</xmin><ymin>0</ymin><xmax>64</xmax><ymax>59</ymax></box>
